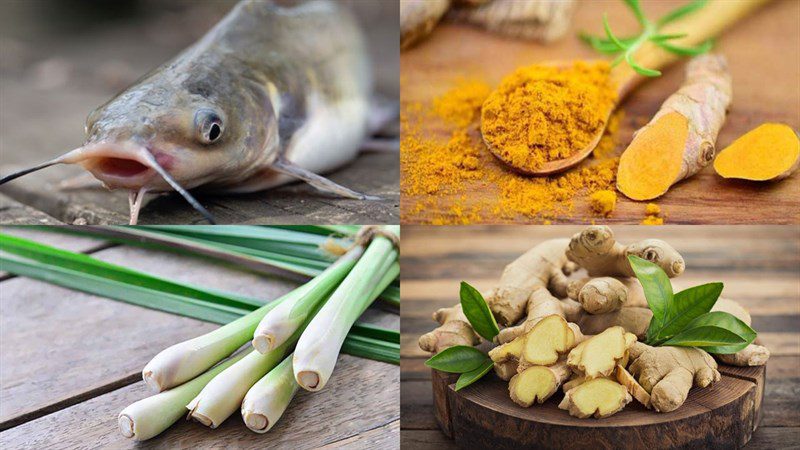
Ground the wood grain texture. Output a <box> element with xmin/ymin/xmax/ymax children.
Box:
<box><xmin>400</xmin><ymin>226</ymin><xmax>800</xmax><ymax>448</ymax></box>
<box><xmin>400</xmin><ymin>0</ymin><xmax>800</xmax><ymax>224</ymax></box>
<box><xmin>0</xmin><ymin>232</ymin><xmax>399</xmax><ymax>447</ymax></box>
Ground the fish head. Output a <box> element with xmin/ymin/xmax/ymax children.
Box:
<box><xmin>78</xmin><ymin>70</ymin><xmax>275</xmax><ymax>192</ymax></box>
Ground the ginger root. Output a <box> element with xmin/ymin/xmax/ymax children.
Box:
<box><xmin>715</xmin><ymin>343</ymin><xmax>771</xmax><ymax>367</ymax></box>
<box><xmin>509</xmin><ymin>360</ymin><xmax>571</xmax><ymax>407</ymax></box>
<box><xmin>567</xmin><ymin>327</ymin><xmax>636</xmax><ymax>379</ymax></box>
<box><xmin>617</xmin><ymin>54</ymin><xmax>732</xmax><ymax>200</ymax></box>
<box><xmin>569</xmin><ymin>277</ymin><xmax>629</xmax><ymax>314</ymax></box>
<box><xmin>448</xmin><ymin>0</ymin><xmax>576</xmax><ymax>43</ymax></box>
<box><xmin>519</xmin><ymin>315</ymin><xmax>583</xmax><ymax>367</ymax></box>
<box><xmin>628</xmin><ymin>342</ymin><xmax>720</xmax><ymax>413</ymax></box>
<box><xmin>418</xmin><ymin>304</ymin><xmax>479</xmax><ymax>353</ymax></box>
<box><xmin>400</xmin><ymin>0</ymin><xmax>451</xmax><ymax>50</ymax></box>
<box><xmin>713</xmin><ymin>123</ymin><xmax>800</xmax><ymax>181</ymax></box>
<box><xmin>558</xmin><ymin>378</ymin><xmax>632</xmax><ymax>419</ymax></box>
<box><xmin>566</xmin><ymin>226</ymin><xmax>685</xmax><ymax>278</ymax></box>
<box><xmin>615</xmin><ymin>364</ymin><xmax>651</xmax><ymax>409</ymax></box>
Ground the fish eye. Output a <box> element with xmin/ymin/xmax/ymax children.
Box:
<box><xmin>195</xmin><ymin>109</ymin><xmax>224</xmax><ymax>144</ymax></box>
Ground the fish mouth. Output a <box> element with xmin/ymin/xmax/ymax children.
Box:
<box><xmin>74</xmin><ymin>142</ymin><xmax>158</xmax><ymax>189</ymax></box>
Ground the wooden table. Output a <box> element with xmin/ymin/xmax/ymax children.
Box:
<box><xmin>400</xmin><ymin>0</ymin><xmax>800</xmax><ymax>224</ymax></box>
<box><xmin>0</xmin><ymin>1</ymin><xmax>399</xmax><ymax>225</ymax></box>
<box><xmin>400</xmin><ymin>226</ymin><xmax>800</xmax><ymax>448</ymax></box>
<box><xmin>0</xmin><ymin>228</ymin><xmax>399</xmax><ymax>449</ymax></box>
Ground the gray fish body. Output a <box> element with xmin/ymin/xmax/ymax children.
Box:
<box><xmin>85</xmin><ymin>0</ymin><xmax>371</xmax><ymax>193</ymax></box>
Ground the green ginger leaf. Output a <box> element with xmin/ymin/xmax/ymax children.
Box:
<box><xmin>455</xmin><ymin>359</ymin><xmax>494</xmax><ymax>391</ymax></box>
<box><xmin>628</xmin><ymin>255</ymin><xmax>673</xmax><ymax>342</ymax></box>
<box><xmin>460</xmin><ymin>281</ymin><xmax>500</xmax><ymax>341</ymax></box>
<box><xmin>689</xmin><ymin>312</ymin><xmax>757</xmax><ymax>354</ymax></box>
<box><xmin>661</xmin><ymin>311</ymin><xmax>755</xmax><ymax>351</ymax></box>
<box><xmin>649</xmin><ymin>282</ymin><xmax>723</xmax><ymax>345</ymax></box>
<box><xmin>660</xmin><ymin>326</ymin><xmax>746</xmax><ymax>348</ymax></box>
<box><xmin>425</xmin><ymin>345</ymin><xmax>489</xmax><ymax>373</ymax></box>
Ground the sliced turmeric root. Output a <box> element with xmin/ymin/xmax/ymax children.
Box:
<box><xmin>713</xmin><ymin>123</ymin><xmax>800</xmax><ymax>181</ymax></box>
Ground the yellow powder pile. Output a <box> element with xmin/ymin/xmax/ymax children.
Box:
<box><xmin>401</xmin><ymin>75</ymin><xmax>623</xmax><ymax>224</ymax></box>
<box><xmin>641</xmin><ymin>203</ymin><xmax>664</xmax><ymax>225</ymax></box>
<box><xmin>589</xmin><ymin>190</ymin><xmax>617</xmax><ymax>217</ymax></box>
<box><xmin>481</xmin><ymin>61</ymin><xmax>617</xmax><ymax>172</ymax></box>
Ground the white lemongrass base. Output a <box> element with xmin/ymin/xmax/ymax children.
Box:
<box><xmin>241</xmin><ymin>354</ymin><xmax>299</xmax><ymax>433</ymax></box>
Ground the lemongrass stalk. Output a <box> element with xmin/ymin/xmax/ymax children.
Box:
<box><xmin>240</xmin><ymin>353</ymin><xmax>299</xmax><ymax>433</ymax></box>
<box><xmin>252</xmin><ymin>246</ymin><xmax>364</xmax><ymax>353</ymax></box>
<box><xmin>142</xmin><ymin>249</ymin><xmax>356</xmax><ymax>392</ymax></box>
<box><xmin>118</xmin><ymin>350</ymin><xmax>248</xmax><ymax>441</ymax></box>
<box><xmin>186</xmin><ymin>339</ymin><xmax>293</xmax><ymax>428</ymax></box>
<box><xmin>293</xmin><ymin>226</ymin><xmax>399</xmax><ymax>391</ymax></box>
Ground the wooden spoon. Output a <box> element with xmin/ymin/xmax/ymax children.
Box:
<box><xmin>483</xmin><ymin>0</ymin><xmax>769</xmax><ymax>176</ymax></box>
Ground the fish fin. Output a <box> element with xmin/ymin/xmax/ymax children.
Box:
<box><xmin>271</xmin><ymin>158</ymin><xmax>380</xmax><ymax>201</ymax></box>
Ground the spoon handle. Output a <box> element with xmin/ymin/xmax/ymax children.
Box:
<box><xmin>610</xmin><ymin>0</ymin><xmax>769</xmax><ymax>98</ymax></box>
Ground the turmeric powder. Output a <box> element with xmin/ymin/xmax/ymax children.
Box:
<box><xmin>641</xmin><ymin>203</ymin><xmax>664</xmax><ymax>225</ymax></box>
<box><xmin>401</xmin><ymin>76</ymin><xmax>622</xmax><ymax>224</ymax></box>
<box><xmin>713</xmin><ymin>123</ymin><xmax>800</xmax><ymax>181</ymax></box>
<box><xmin>481</xmin><ymin>61</ymin><xmax>617</xmax><ymax>172</ymax></box>
<box><xmin>589</xmin><ymin>190</ymin><xmax>617</xmax><ymax>217</ymax></box>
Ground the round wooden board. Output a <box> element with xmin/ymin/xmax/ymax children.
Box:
<box><xmin>431</xmin><ymin>364</ymin><xmax>765</xmax><ymax>450</ymax></box>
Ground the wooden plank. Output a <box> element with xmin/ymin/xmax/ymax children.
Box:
<box><xmin>401</xmin><ymin>0</ymin><xmax>800</xmax><ymax>224</ymax></box>
<box><xmin>401</xmin><ymin>430</ymin><xmax>458</xmax><ymax>449</ymax></box>
<box><xmin>0</xmin><ymin>355</ymin><xmax>398</xmax><ymax>449</ymax></box>
<box><xmin>0</xmin><ymin>194</ymin><xmax>61</xmax><ymax>225</ymax></box>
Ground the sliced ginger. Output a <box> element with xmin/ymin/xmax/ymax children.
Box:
<box><xmin>520</xmin><ymin>315</ymin><xmax>580</xmax><ymax>367</ymax></box>
<box><xmin>615</xmin><ymin>364</ymin><xmax>651</xmax><ymax>409</ymax></box>
<box><xmin>567</xmin><ymin>326</ymin><xmax>635</xmax><ymax>379</ymax></box>
<box><xmin>558</xmin><ymin>378</ymin><xmax>632</xmax><ymax>419</ymax></box>
<box><xmin>509</xmin><ymin>361</ymin><xmax>570</xmax><ymax>407</ymax></box>
<box><xmin>714</xmin><ymin>123</ymin><xmax>800</xmax><ymax>181</ymax></box>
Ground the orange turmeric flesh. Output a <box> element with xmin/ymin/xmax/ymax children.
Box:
<box><xmin>713</xmin><ymin>123</ymin><xmax>800</xmax><ymax>181</ymax></box>
<box><xmin>617</xmin><ymin>112</ymin><xmax>690</xmax><ymax>201</ymax></box>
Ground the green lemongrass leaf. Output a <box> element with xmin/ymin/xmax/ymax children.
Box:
<box><xmin>660</xmin><ymin>326</ymin><xmax>747</xmax><ymax>348</ymax></box>
<box><xmin>626</xmin><ymin>52</ymin><xmax>662</xmax><ymax>77</ymax></box>
<box><xmin>455</xmin><ymin>359</ymin><xmax>494</xmax><ymax>391</ymax></box>
<box><xmin>0</xmin><ymin>235</ymin><xmax>398</xmax><ymax>363</ymax></box>
<box><xmin>650</xmin><ymin>33</ymin><xmax>688</xmax><ymax>42</ymax></box>
<box><xmin>460</xmin><ymin>281</ymin><xmax>500</xmax><ymax>341</ymax></box>
<box><xmin>0</xmin><ymin>233</ymin><xmax>262</xmax><ymax>310</ymax></box>
<box><xmin>352</xmin><ymin>322</ymin><xmax>400</xmax><ymax>344</ymax></box>
<box><xmin>602</xmin><ymin>14</ymin><xmax>627</xmax><ymax>50</ymax></box>
<box><xmin>650</xmin><ymin>282</ymin><xmax>723</xmax><ymax>345</ymax></box>
<box><xmin>657</xmin><ymin>40</ymin><xmax>713</xmax><ymax>56</ymax></box>
<box><xmin>341</xmin><ymin>334</ymin><xmax>399</xmax><ymax>365</ymax></box>
<box><xmin>628</xmin><ymin>255</ymin><xmax>673</xmax><ymax>342</ymax></box>
<box><xmin>623</xmin><ymin>0</ymin><xmax>647</xmax><ymax>26</ymax></box>
<box><xmin>270</xmin><ymin>225</ymin><xmax>360</xmax><ymax>237</ymax></box>
<box><xmin>658</xmin><ymin>0</ymin><xmax>708</xmax><ymax>27</ymax></box>
<box><xmin>680</xmin><ymin>311</ymin><xmax>756</xmax><ymax>354</ymax></box>
<box><xmin>425</xmin><ymin>346</ymin><xmax>488</xmax><ymax>373</ymax></box>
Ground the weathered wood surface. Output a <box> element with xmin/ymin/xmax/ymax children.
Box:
<box><xmin>400</xmin><ymin>0</ymin><xmax>800</xmax><ymax>224</ymax></box>
<box><xmin>400</xmin><ymin>226</ymin><xmax>800</xmax><ymax>449</ymax></box>
<box><xmin>0</xmin><ymin>1</ymin><xmax>399</xmax><ymax>225</ymax></box>
<box><xmin>0</xmin><ymin>194</ymin><xmax>61</xmax><ymax>225</ymax></box>
<box><xmin>0</xmin><ymin>229</ymin><xmax>399</xmax><ymax>448</ymax></box>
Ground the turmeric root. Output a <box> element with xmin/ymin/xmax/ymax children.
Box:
<box><xmin>420</xmin><ymin>238</ymin><xmax>574</xmax><ymax>353</ymax></box>
<box><xmin>713</xmin><ymin>123</ymin><xmax>800</xmax><ymax>181</ymax></box>
<box><xmin>449</xmin><ymin>0</ymin><xmax>576</xmax><ymax>43</ymax></box>
<box><xmin>566</xmin><ymin>226</ymin><xmax>685</xmax><ymax>278</ymax></box>
<box><xmin>615</xmin><ymin>365</ymin><xmax>651</xmax><ymax>409</ymax></box>
<box><xmin>567</xmin><ymin>327</ymin><xmax>636</xmax><ymax>379</ymax></box>
<box><xmin>558</xmin><ymin>378</ymin><xmax>632</xmax><ymax>419</ymax></box>
<box><xmin>617</xmin><ymin>54</ymin><xmax>732</xmax><ymax>200</ymax></box>
<box><xmin>400</xmin><ymin>0</ymin><xmax>451</xmax><ymax>50</ymax></box>
<box><xmin>628</xmin><ymin>342</ymin><xmax>720</xmax><ymax>412</ymax></box>
<box><xmin>509</xmin><ymin>361</ymin><xmax>571</xmax><ymax>407</ymax></box>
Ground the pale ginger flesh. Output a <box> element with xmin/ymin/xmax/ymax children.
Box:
<box><xmin>615</xmin><ymin>364</ymin><xmax>651</xmax><ymax>409</ymax></box>
<box><xmin>567</xmin><ymin>326</ymin><xmax>636</xmax><ymax>379</ymax></box>
<box><xmin>509</xmin><ymin>361</ymin><xmax>571</xmax><ymax>407</ymax></box>
<box><xmin>628</xmin><ymin>342</ymin><xmax>720</xmax><ymax>413</ymax></box>
<box><xmin>558</xmin><ymin>378</ymin><xmax>632</xmax><ymax>419</ymax></box>
<box><xmin>519</xmin><ymin>315</ymin><xmax>581</xmax><ymax>367</ymax></box>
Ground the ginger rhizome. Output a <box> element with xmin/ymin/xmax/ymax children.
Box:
<box><xmin>419</xmin><ymin>225</ymin><xmax>770</xmax><ymax>419</ymax></box>
<box><xmin>713</xmin><ymin>123</ymin><xmax>800</xmax><ymax>181</ymax></box>
<box><xmin>449</xmin><ymin>0</ymin><xmax>576</xmax><ymax>43</ymax></box>
<box><xmin>481</xmin><ymin>61</ymin><xmax>617</xmax><ymax>172</ymax></box>
<box><xmin>617</xmin><ymin>54</ymin><xmax>732</xmax><ymax>200</ymax></box>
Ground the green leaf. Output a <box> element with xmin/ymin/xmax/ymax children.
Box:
<box><xmin>602</xmin><ymin>14</ymin><xmax>628</xmax><ymax>50</ymax></box>
<box><xmin>680</xmin><ymin>311</ymin><xmax>757</xmax><ymax>354</ymax></box>
<box><xmin>658</xmin><ymin>0</ymin><xmax>709</xmax><ymax>27</ymax></box>
<box><xmin>660</xmin><ymin>325</ymin><xmax>746</xmax><ymax>348</ymax></box>
<box><xmin>628</xmin><ymin>255</ymin><xmax>673</xmax><ymax>342</ymax></box>
<box><xmin>623</xmin><ymin>0</ymin><xmax>647</xmax><ymax>27</ymax></box>
<box><xmin>657</xmin><ymin>40</ymin><xmax>713</xmax><ymax>56</ymax></box>
<box><xmin>352</xmin><ymin>323</ymin><xmax>400</xmax><ymax>344</ymax></box>
<box><xmin>626</xmin><ymin>53</ymin><xmax>662</xmax><ymax>77</ymax></box>
<box><xmin>455</xmin><ymin>359</ymin><xmax>494</xmax><ymax>391</ymax></box>
<box><xmin>460</xmin><ymin>282</ymin><xmax>500</xmax><ymax>341</ymax></box>
<box><xmin>650</xmin><ymin>282</ymin><xmax>723</xmax><ymax>344</ymax></box>
<box><xmin>650</xmin><ymin>33</ymin><xmax>688</xmax><ymax>42</ymax></box>
<box><xmin>425</xmin><ymin>346</ymin><xmax>489</xmax><ymax>373</ymax></box>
